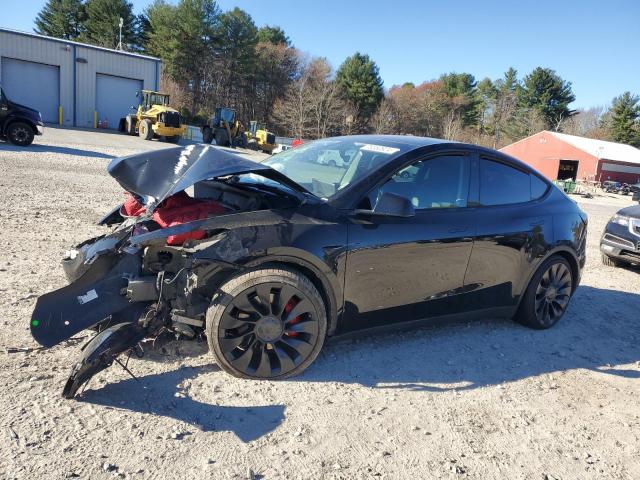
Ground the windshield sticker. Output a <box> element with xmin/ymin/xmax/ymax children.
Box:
<box><xmin>359</xmin><ymin>144</ymin><xmax>400</xmax><ymax>154</ymax></box>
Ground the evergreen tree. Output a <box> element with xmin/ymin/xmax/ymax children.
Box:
<box><xmin>439</xmin><ymin>72</ymin><xmax>480</xmax><ymax>127</ymax></box>
<box><xmin>35</xmin><ymin>0</ymin><xmax>86</xmax><ymax>40</ymax></box>
<box><xmin>257</xmin><ymin>26</ymin><xmax>289</xmax><ymax>46</ymax></box>
<box><xmin>608</xmin><ymin>91</ymin><xmax>640</xmax><ymax>146</ymax></box>
<box><xmin>520</xmin><ymin>67</ymin><xmax>575</xmax><ymax>130</ymax></box>
<box><xmin>335</xmin><ymin>52</ymin><xmax>384</xmax><ymax>124</ymax></box>
<box><xmin>216</xmin><ymin>8</ymin><xmax>259</xmax><ymax>117</ymax></box>
<box><xmin>81</xmin><ymin>0</ymin><xmax>139</xmax><ymax>49</ymax></box>
<box><xmin>153</xmin><ymin>0</ymin><xmax>220</xmax><ymax>114</ymax></box>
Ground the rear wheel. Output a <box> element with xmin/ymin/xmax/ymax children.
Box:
<box><xmin>515</xmin><ymin>255</ymin><xmax>574</xmax><ymax>329</ymax></box>
<box><xmin>139</xmin><ymin>119</ymin><xmax>153</xmax><ymax>140</ymax></box>
<box><xmin>7</xmin><ymin>122</ymin><xmax>35</xmax><ymax>146</ymax></box>
<box><xmin>125</xmin><ymin>115</ymin><xmax>136</xmax><ymax>135</ymax></box>
<box><xmin>214</xmin><ymin>129</ymin><xmax>229</xmax><ymax>147</ymax></box>
<box><xmin>206</xmin><ymin>268</ymin><xmax>327</xmax><ymax>380</ymax></box>
<box><xmin>202</xmin><ymin>127</ymin><xmax>213</xmax><ymax>144</ymax></box>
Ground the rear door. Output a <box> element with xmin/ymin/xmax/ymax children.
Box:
<box><xmin>463</xmin><ymin>156</ymin><xmax>552</xmax><ymax>312</ymax></box>
<box><xmin>341</xmin><ymin>152</ymin><xmax>477</xmax><ymax>333</ymax></box>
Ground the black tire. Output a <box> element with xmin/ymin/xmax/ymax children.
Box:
<box><xmin>6</xmin><ymin>122</ymin><xmax>35</xmax><ymax>146</ymax></box>
<box><xmin>202</xmin><ymin>127</ymin><xmax>213</xmax><ymax>144</ymax></box>
<box><xmin>214</xmin><ymin>129</ymin><xmax>229</xmax><ymax>147</ymax></box>
<box><xmin>515</xmin><ymin>255</ymin><xmax>574</xmax><ymax>329</ymax></box>
<box><xmin>206</xmin><ymin>267</ymin><xmax>327</xmax><ymax>380</ymax></box>
<box><xmin>601</xmin><ymin>254</ymin><xmax>621</xmax><ymax>267</ymax></box>
<box><xmin>139</xmin><ymin>119</ymin><xmax>153</xmax><ymax>140</ymax></box>
<box><xmin>125</xmin><ymin>115</ymin><xmax>136</xmax><ymax>136</ymax></box>
<box><xmin>165</xmin><ymin>135</ymin><xmax>181</xmax><ymax>143</ymax></box>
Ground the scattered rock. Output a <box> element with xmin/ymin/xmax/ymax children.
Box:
<box><xmin>102</xmin><ymin>462</ymin><xmax>117</xmax><ymax>473</ymax></box>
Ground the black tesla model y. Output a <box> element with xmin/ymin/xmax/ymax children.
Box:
<box><xmin>30</xmin><ymin>135</ymin><xmax>587</xmax><ymax>397</ymax></box>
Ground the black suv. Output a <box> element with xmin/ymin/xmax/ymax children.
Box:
<box><xmin>601</xmin><ymin>205</ymin><xmax>640</xmax><ymax>267</ymax></box>
<box><xmin>0</xmin><ymin>87</ymin><xmax>44</xmax><ymax>146</ymax></box>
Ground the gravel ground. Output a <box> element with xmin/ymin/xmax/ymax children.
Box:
<box><xmin>1</xmin><ymin>128</ymin><xmax>639</xmax><ymax>480</ymax></box>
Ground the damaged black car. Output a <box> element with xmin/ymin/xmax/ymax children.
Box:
<box><xmin>31</xmin><ymin>136</ymin><xmax>588</xmax><ymax>398</ymax></box>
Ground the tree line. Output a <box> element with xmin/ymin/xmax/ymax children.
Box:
<box><xmin>35</xmin><ymin>0</ymin><xmax>640</xmax><ymax>147</ymax></box>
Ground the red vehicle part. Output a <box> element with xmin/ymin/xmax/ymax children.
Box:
<box><xmin>121</xmin><ymin>191</ymin><xmax>226</xmax><ymax>245</ymax></box>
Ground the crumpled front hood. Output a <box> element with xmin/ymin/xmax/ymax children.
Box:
<box><xmin>107</xmin><ymin>144</ymin><xmax>307</xmax><ymax>210</ymax></box>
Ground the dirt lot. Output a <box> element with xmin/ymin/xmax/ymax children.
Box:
<box><xmin>1</xmin><ymin>128</ymin><xmax>639</xmax><ymax>480</ymax></box>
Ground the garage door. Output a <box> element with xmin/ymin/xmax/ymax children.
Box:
<box><xmin>96</xmin><ymin>74</ymin><xmax>143</xmax><ymax>130</ymax></box>
<box><xmin>1</xmin><ymin>57</ymin><xmax>60</xmax><ymax>123</ymax></box>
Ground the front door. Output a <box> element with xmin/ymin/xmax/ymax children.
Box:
<box><xmin>341</xmin><ymin>153</ymin><xmax>477</xmax><ymax>333</ymax></box>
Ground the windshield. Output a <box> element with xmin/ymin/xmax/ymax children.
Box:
<box><xmin>145</xmin><ymin>93</ymin><xmax>169</xmax><ymax>106</ymax></box>
<box><xmin>260</xmin><ymin>138</ymin><xmax>411</xmax><ymax>200</ymax></box>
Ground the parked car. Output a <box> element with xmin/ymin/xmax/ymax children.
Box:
<box><xmin>30</xmin><ymin>135</ymin><xmax>587</xmax><ymax>398</ymax></box>
<box><xmin>0</xmin><ymin>87</ymin><xmax>44</xmax><ymax>146</ymax></box>
<box><xmin>602</xmin><ymin>180</ymin><xmax>622</xmax><ymax>193</ymax></box>
<box><xmin>600</xmin><ymin>205</ymin><xmax>640</xmax><ymax>267</ymax></box>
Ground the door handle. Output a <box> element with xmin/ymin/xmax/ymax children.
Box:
<box><xmin>448</xmin><ymin>226</ymin><xmax>469</xmax><ymax>233</ymax></box>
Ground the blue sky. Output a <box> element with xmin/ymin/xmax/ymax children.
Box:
<box><xmin>5</xmin><ymin>0</ymin><xmax>639</xmax><ymax>108</ymax></box>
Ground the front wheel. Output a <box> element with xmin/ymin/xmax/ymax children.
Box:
<box><xmin>7</xmin><ymin>122</ymin><xmax>35</xmax><ymax>146</ymax></box>
<box><xmin>138</xmin><ymin>119</ymin><xmax>153</xmax><ymax>140</ymax></box>
<box><xmin>206</xmin><ymin>268</ymin><xmax>327</xmax><ymax>380</ymax></box>
<box><xmin>515</xmin><ymin>255</ymin><xmax>574</xmax><ymax>329</ymax></box>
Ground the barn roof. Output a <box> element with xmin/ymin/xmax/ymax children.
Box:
<box><xmin>549</xmin><ymin>131</ymin><xmax>640</xmax><ymax>165</ymax></box>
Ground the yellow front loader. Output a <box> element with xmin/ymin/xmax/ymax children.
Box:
<box><xmin>123</xmin><ymin>90</ymin><xmax>186</xmax><ymax>143</ymax></box>
<box><xmin>246</xmin><ymin>120</ymin><xmax>277</xmax><ymax>154</ymax></box>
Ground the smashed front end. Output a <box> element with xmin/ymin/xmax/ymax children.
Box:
<box><xmin>30</xmin><ymin>144</ymin><xmax>308</xmax><ymax>398</ymax></box>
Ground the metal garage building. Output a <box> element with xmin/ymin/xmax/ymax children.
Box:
<box><xmin>500</xmin><ymin>131</ymin><xmax>640</xmax><ymax>184</ymax></box>
<box><xmin>0</xmin><ymin>27</ymin><xmax>160</xmax><ymax>129</ymax></box>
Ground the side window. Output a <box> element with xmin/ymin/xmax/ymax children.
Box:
<box><xmin>480</xmin><ymin>159</ymin><xmax>531</xmax><ymax>206</ymax></box>
<box><xmin>370</xmin><ymin>155</ymin><xmax>470</xmax><ymax>210</ymax></box>
<box><xmin>531</xmin><ymin>174</ymin><xmax>549</xmax><ymax>199</ymax></box>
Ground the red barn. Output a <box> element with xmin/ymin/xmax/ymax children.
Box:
<box><xmin>500</xmin><ymin>131</ymin><xmax>640</xmax><ymax>184</ymax></box>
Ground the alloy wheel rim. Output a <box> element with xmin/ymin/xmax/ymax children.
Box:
<box><xmin>219</xmin><ymin>282</ymin><xmax>319</xmax><ymax>377</ymax></box>
<box><xmin>12</xmin><ymin>127</ymin><xmax>29</xmax><ymax>142</ymax></box>
<box><xmin>534</xmin><ymin>263</ymin><xmax>572</xmax><ymax>326</ymax></box>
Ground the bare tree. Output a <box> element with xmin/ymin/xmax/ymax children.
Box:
<box><xmin>272</xmin><ymin>57</ymin><xmax>348</xmax><ymax>139</ymax></box>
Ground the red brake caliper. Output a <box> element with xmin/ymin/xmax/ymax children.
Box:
<box><xmin>283</xmin><ymin>297</ymin><xmax>301</xmax><ymax>337</ymax></box>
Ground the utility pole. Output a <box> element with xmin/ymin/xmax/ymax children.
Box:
<box><xmin>116</xmin><ymin>17</ymin><xmax>124</xmax><ymax>51</ymax></box>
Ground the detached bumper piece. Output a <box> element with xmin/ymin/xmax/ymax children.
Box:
<box><xmin>30</xmin><ymin>254</ymin><xmax>145</xmax><ymax>348</ymax></box>
<box><xmin>62</xmin><ymin>322</ymin><xmax>147</xmax><ymax>399</ymax></box>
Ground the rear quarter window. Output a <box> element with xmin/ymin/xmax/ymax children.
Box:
<box><xmin>531</xmin><ymin>174</ymin><xmax>549</xmax><ymax>199</ymax></box>
<box><xmin>480</xmin><ymin>159</ymin><xmax>531</xmax><ymax>205</ymax></box>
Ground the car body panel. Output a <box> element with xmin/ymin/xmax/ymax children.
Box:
<box><xmin>0</xmin><ymin>87</ymin><xmax>44</xmax><ymax>137</ymax></box>
<box><xmin>108</xmin><ymin>143</ymin><xmax>310</xmax><ymax>209</ymax></box>
<box><xmin>31</xmin><ymin>136</ymin><xmax>587</xmax><ymax>374</ymax></box>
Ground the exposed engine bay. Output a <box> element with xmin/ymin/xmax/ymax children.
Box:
<box><xmin>30</xmin><ymin>144</ymin><xmax>314</xmax><ymax>398</ymax></box>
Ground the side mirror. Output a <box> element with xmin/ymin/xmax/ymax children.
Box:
<box><xmin>351</xmin><ymin>192</ymin><xmax>415</xmax><ymax>218</ymax></box>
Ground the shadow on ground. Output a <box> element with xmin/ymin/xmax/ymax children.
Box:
<box><xmin>79</xmin><ymin>285</ymin><xmax>638</xmax><ymax>434</ymax></box>
<box><xmin>80</xmin><ymin>364</ymin><xmax>285</xmax><ymax>442</ymax></box>
<box><xmin>295</xmin><ymin>285</ymin><xmax>640</xmax><ymax>391</ymax></box>
<box><xmin>0</xmin><ymin>141</ymin><xmax>115</xmax><ymax>159</ymax></box>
